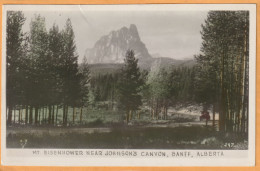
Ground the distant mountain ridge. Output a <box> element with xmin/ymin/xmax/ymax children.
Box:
<box><xmin>85</xmin><ymin>24</ymin><xmax>151</xmax><ymax>64</ymax></box>
<box><xmin>84</xmin><ymin>24</ymin><xmax>196</xmax><ymax>70</ymax></box>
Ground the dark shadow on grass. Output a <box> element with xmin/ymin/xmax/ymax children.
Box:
<box><xmin>6</xmin><ymin>125</ymin><xmax>248</xmax><ymax>149</ymax></box>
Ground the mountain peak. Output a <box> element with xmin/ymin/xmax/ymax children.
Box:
<box><xmin>129</xmin><ymin>24</ymin><xmax>139</xmax><ymax>38</ymax></box>
<box><xmin>119</xmin><ymin>26</ymin><xmax>128</xmax><ymax>33</ymax></box>
<box><xmin>85</xmin><ymin>24</ymin><xmax>151</xmax><ymax>64</ymax></box>
<box><xmin>130</xmin><ymin>24</ymin><xmax>137</xmax><ymax>30</ymax></box>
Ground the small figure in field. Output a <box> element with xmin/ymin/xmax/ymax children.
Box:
<box><xmin>200</xmin><ymin>110</ymin><xmax>210</xmax><ymax>125</ymax></box>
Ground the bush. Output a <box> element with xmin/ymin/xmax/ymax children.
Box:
<box><xmin>88</xmin><ymin>118</ymin><xmax>103</xmax><ymax>127</ymax></box>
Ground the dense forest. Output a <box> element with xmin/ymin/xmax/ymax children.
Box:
<box><xmin>6</xmin><ymin>10</ymin><xmax>249</xmax><ymax>135</ymax></box>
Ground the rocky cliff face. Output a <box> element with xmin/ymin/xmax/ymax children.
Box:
<box><xmin>85</xmin><ymin>24</ymin><xmax>151</xmax><ymax>64</ymax></box>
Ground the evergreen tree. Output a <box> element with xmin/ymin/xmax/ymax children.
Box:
<box><xmin>60</xmin><ymin>18</ymin><xmax>80</xmax><ymax>125</ymax></box>
<box><xmin>28</xmin><ymin>14</ymin><xmax>49</xmax><ymax>124</ymax></box>
<box><xmin>6</xmin><ymin>11</ymin><xmax>26</xmax><ymax>124</ymax></box>
<box><xmin>196</xmin><ymin>11</ymin><xmax>249</xmax><ymax>133</ymax></box>
<box><xmin>48</xmin><ymin>23</ymin><xmax>64</xmax><ymax>125</ymax></box>
<box><xmin>78</xmin><ymin>56</ymin><xmax>91</xmax><ymax>123</ymax></box>
<box><xmin>118</xmin><ymin>50</ymin><xmax>143</xmax><ymax>123</ymax></box>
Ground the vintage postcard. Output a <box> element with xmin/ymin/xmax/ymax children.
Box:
<box><xmin>1</xmin><ymin>4</ymin><xmax>256</xmax><ymax>166</ymax></box>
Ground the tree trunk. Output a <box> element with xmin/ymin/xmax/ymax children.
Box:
<box><xmin>125</xmin><ymin>109</ymin><xmax>129</xmax><ymax>124</ymax></box>
<box><xmin>63</xmin><ymin>105</ymin><xmax>66</xmax><ymax>126</ymax></box>
<box><xmin>38</xmin><ymin>108</ymin><xmax>41</xmax><ymax>125</ymax></box>
<box><xmin>164</xmin><ymin>106</ymin><xmax>167</xmax><ymax>120</ymax></box>
<box><xmin>21</xmin><ymin>108</ymin><xmax>24</xmax><ymax>123</ymax></box>
<box><xmin>51</xmin><ymin>105</ymin><xmax>55</xmax><ymax>125</ymax></box>
<box><xmin>48</xmin><ymin>105</ymin><xmax>52</xmax><ymax>124</ymax></box>
<box><xmin>245</xmin><ymin>106</ymin><xmax>248</xmax><ymax>133</ymax></box>
<box><xmin>43</xmin><ymin>107</ymin><xmax>46</xmax><ymax>124</ymax></box>
<box><xmin>213</xmin><ymin>103</ymin><xmax>216</xmax><ymax>127</ymax></box>
<box><xmin>7</xmin><ymin>106</ymin><xmax>13</xmax><ymax>125</ymax></box>
<box><xmin>41</xmin><ymin>107</ymin><xmax>44</xmax><ymax>125</ymax></box>
<box><xmin>13</xmin><ymin>108</ymin><xmax>16</xmax><ymax>124</ymax></box>
<box><xmin>126</xmin><ymin>113</ymin><xmax>129</xmax><ymax>124</ymax></box>
<box><xmin>241</xmin><ymin>104</ymin><xmax>246</xmax><ymax>133</ymax></box>
<box><xmin>155</xmin><ymin>99</ymin><xmax>159</xmax><ymax>119</ymax></box>
<box><xmin>152</xmin><ymin>108</ymin><xmax>155</xmax><ymax>120</ymax></box>
<box><xmin>80</xmin><ymin>107</ymin><xmax>83</xmax><ymax>124</ymax></box>
<box><xmin>165</xmin><ymin>107</ymin><xmax>168</xmax><ymax>120</ymax></box>
<box><xmin>34</xmin><ymin>106</ymin><xmax>38</xmax><ymax>125</ymax></box>
<box><xmin>55</xmin><ymin>105</ymin><xmax>58</xmax><ymax>125</ymax></box>
<box><xmin>241</xmin><ymin>24</ymin><xmax>248</xmax><ymax>133</ymax></box>
<box><xmin>29</xmin><ymin>106</ymin><xmax>33</xmax><ymax>124</ymax></box>
<box><xmin>25</xmin><ymin>105</ymin><xmax>28</xmax><ymax>124</ymax></box>
<box><xmin>150</xmin><ymin>101</ymin><xmax>153</xmax><ymax>118</ymax></box>
<box><xmin>64</xmin><ymin>105</ymin><xmax>68</xmax><ymax>126</ymax></box>
<box><xmin>18</xmin><ymin>108</ymin><xmax>21</xmax><ymax>124</ymax></box>
<box><xmin>72</xmin><ymin>107</ymin><xmax>75</xmax><ymax>124</ymax></box>
<box><xmin>129</xmin><ymin>110</ymin><xmax>132</xmax><ymax>121</ymax></box>
<box><xmin>219</xmin><ymin>47</ymin><xmax>226</xmax><ymax>132</ymax></box>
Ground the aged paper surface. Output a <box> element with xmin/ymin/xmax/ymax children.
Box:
<box><xmin>1</xmin><ymin>4</ymin><xmax>256</xmax><ymax>167</ymax></box>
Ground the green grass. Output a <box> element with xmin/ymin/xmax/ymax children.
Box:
<box><xmin>10</xmin><ymin>104</ymin><xmax>159</xmax><ymax>126</ymax></box>
<box><xmin>7</xmin><ymin>105</ymin><xmax>247</xmax><ymax>150</ymax></box>
<box><xmin>6</xmin><ymin>126</ymin><xmax>238</xmax><ymax>149</ymax></box>
<box><xmin>10</xmin><ymin>105</ymin><xmax>124</xmax><ymax>125</ymax></box>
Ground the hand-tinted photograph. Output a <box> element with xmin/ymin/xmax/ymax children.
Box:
<box><xmin>5</xmin><ymin>5</ymin><xmax>251</xmax><ymax>151</ymax></box>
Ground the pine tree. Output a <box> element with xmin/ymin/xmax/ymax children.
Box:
<box><xmin>196</xmin><ymin>11</ymin><xmax>249</xmax><ymax>133</ymax></box>
<box><xmin>60</xmin><ymin>18</ymin><xmax>80</xmax><ymax>126</ymax></box>
<box><xmin>28</xmin><ymin>14</ymin><xmax>49</xmax><ymax>124</ymax></box>
<box><xmin>48</xmin><ymin>23</ymin><xmax>63</xmax><ymax>125</ymax></box>
<box><xmin>78</xmin><ymin>56</ymin><xmax>91</xmax><ymax>124</ymax></box>
<box><xmin>118</xmin><ymin>50</ymin><xmax>143</xmax><ymax>123</ymax></box>
<box><xmin>6</xmin><ymin>11</ymin><xmax>26</xmax><ymax>125</ymax></box>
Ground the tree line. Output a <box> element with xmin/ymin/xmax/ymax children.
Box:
<box><xmin>195</xmin><ymin>11</ymin><xmax>249</xmax><ymax>133</ymax></box>
<box><xmin>7</xmin><ymin>12</ymin><xmax>90</xmax><ymax>126</ymax></box>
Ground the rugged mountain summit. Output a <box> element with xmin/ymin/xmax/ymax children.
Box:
<box><xmin>85</xmin><ymin>24</ymin><xmax>152</xmax><ymax>64</ymax></box>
